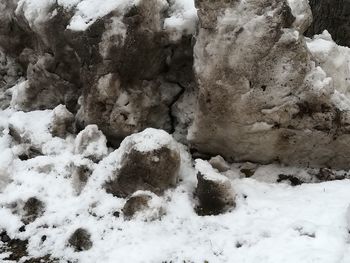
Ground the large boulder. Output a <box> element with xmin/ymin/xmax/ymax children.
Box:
<box><xmin>188</xmin><ymin>0</ymin><xmax>350</xmax><ymax>169</ymax></box>
<box><xmin>104</xmin><ymin>128</ymin><xmax>180</xmax><ymax>198</ymax></box>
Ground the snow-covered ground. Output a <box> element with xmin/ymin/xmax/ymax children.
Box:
<box><xmin>0</xmin><ymin>108</ymin><xmax>350</xmax><ymax>263</ymax></box>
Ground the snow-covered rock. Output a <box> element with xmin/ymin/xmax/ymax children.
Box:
<box><xmin>195</xmin><ymin>159</ymin><xmax>235</xmax><ymax>216</ymax></box>
<box><xmin>122</xmin><ymin>191</ymin><xmax>165</xmax><ymax>221</ymax></box>
<box><xmin>104</xmin><ymin>128</ymin><xmax>181</xmax><ymax>197</ymax></box>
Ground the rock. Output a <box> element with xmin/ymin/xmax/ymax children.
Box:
<box><xmin>22</xmin><ymin>197</ymin><xmax>45</xmax><ymax>224</ymax></box>
<box><xmin>104</xmin><ymin>128</ymin><xmax>180</xmax><ymax>198</ymax></box>
<box><xmin>188</xmin><ymin>0</ymin><xmax>350</xmax><ymax>169</ymax></box>
<box><xmin>195</xmin><ymin>160</ymin><xmax>235</xmax><ymax>216</ymax></box>
<box><xmin>277</xmin><ymin>174</ymin><xmax>304</xmax><ymax>186</ymax></box>
<box><xmin>209</xmin><ymin>155</ymin><xmax>230</xmax><ymax>173</ymax></box>
<box><xmin>239</xmin><ymin>163</ymin><xmax>258</xmax><ymax>178</ymax></box>
<box><xmin>316</xmin><ymin>168</ymin><xmax>346</xmax><ymax>181</ymax></box>
<box><xmin>49</xmin><ymin>105</ymin><xmax>75</xmax><ymax>138</ymax></box>
<box><xmin>68</xmin><ymin>228</ymin><xmax>92</xmax><ymax>252</ymax></box>
<box><xmin>122</xmin><ymin>191</ymin><xmax>165</xmax><ymax>220</ymax></box>
<box><xmin>306</xmin><ymin>0</ymin><xmax>350</xmax><ymax>46</ymax></box>
<box><xmin>0</xmin><ymin>231</ymin><xmax>10</xmax><ymax>243</ymax></box>
<box><xmin>74</xmin><ymin>125</ymin><xmax>108</xmax><ymax>162</ymax></box>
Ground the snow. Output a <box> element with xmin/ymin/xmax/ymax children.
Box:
<box><xmin>0</xmin><ymin>109</ymin><xmax>349</xmax><ymax>262</ymax></box>
<box><xmin>164</xmin><ymin>0</ymin><xmax>198</xmax><ymax>40</ymax></box>
<box><xmin>67</xmin><ymin>0</ymin><xmax>135</xmax><ymax>31</ymax></box>
<box><xmin>15</xmin><ymin>0</ymin><xmax>198</xmax><ymax>33</ymax></box>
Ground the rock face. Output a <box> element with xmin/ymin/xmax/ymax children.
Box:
<box><xmin>306</xmin><ymin>0</ymin><xmax>350</xmax><ymax>46</ymax></box>
<box><xmin>188</xmin><ymin>0</ymin><xmax>350</xmax><ymax>169</ymax></box>
<box><xmin>104</xmin><ymin>129</ymin><xmax>180</xmax><ymax>197</ymax></box>
<box><xmin>195</xmin><ymin>160</ymin><xmax>235</xmax><ymax>216</ymax></box>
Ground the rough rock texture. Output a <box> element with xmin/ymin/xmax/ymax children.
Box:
<box><xmin>306</xmin><ymin>0</ymin><xmax>350</xmax><ymax>46</ymax></box>
<box><xmin>189</xmin><ymin>0</ymin><xmax>350</xmax><ymax>169</ymax></box>
<box><xmin>122</xmin><ymin>191</ymin><xmax>164</xmax><ymax>220</ymax></box>
<box><xmin>195</xmin><ymin>160</ymin><xmax>235</xmax><ymax>216</ymax></box>
<box><xmin>104</xmin><ymin>129</ymin><xmax>180</xmax><ymax>198</ymax></box>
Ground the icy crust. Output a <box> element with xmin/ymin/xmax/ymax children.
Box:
<box><xmin>15</xmin><ymin>0</ymin><xmax>198</xmax><ymax>33</ymax></box>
